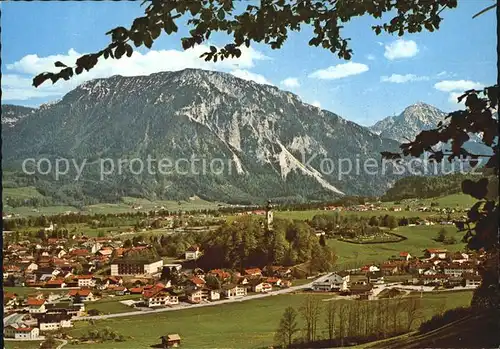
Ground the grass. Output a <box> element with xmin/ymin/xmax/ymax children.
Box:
<box><xmin>329</xmin><ymin>224</ymin><xmax>465</xmax><ymax>268</ymax></box>
<box><xmin>3</xmin><ymin>286</ymin><xmax>69</xmax><ymax>298</ymax></box>
<box><xmin>64</xmin><ymin>290</ymin><xmax>472</xmax><ymax>349</ymax></box>
<box><xmin>5</xmin><ymin>205</ymin><xmax>79</xmax><ymax>217</ymax></box>
<box><xmin>2</xmin><ymin>186</ymin><xmax>46</xmax><ymax>199</ymax></box>
<box><xmin>381</xmin><ymin>193</ymin><xmax>477</xmax><ymax>211</ymax></box>
<box><xmin>85</xmin><ymin>295</ymin><xmax>142</xmax><ymax>314</ymax></box>
<box><xmin>3</xmin><ymin>196</ymin><xmax>221</xmax><ymax>218</ymax></box>
<box><xmin>4</xmin><ymin>341</ymin><xmax>44</xmax><ymax>349</ymax></box>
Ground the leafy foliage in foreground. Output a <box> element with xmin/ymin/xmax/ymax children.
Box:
<box><xmin>32</xmin><ymin>0</ymin><xmax>457</xmax><ymax>87</ymax></box>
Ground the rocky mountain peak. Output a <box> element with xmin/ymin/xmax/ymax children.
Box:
<box><xmin>369</xmin><ymin>102</ymin><xmax>447</xmax><ymax>143</ymax></box>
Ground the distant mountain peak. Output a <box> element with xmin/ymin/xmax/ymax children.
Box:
<box><xmin>369</xmin><ymin>102</ymin><xmax>447</xmax><ymax>143</ymax></box>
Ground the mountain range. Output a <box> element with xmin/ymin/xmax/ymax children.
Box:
<box><xmin>2</xmin><ymin>69</ymin><xmax>454</xmax><ymax>205</ymax></box>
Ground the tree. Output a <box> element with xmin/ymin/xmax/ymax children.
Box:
<box><xmin>319</xmin><ymin>234</ymin><xmax>326</xmax><ymax>247</ymax></box>
<box><xmin>337</xmin><ymin>303</ymin><xmax>347</xmax><ymax>346</ymax></box>
<box><xmin>32</xmin><ymin>0</ymin><xmax>459</xmax><ymax>87</ymax></box>
<box><xmin>123</xmin><ymin>239</ymin><xmax>132</xmax><ymax>248</ymax></box>
<box><xmin>405</xmin><ymin>297</ymin><xmax>422</xmax><ymax>331</ymax></box>
<box><xmin>436</xmin><ymin>228</ymin><xmax>448</xmax><ymax>242</ymax></box>
<box><xmin>300</xmin><ymin>295</ymin><xmax>321</xmax><ymax>343</ymax></box>
<box><xmin>40</xmin><ymin>335</ymin><xmax>57</xmax><ymax>349</ymax></box>
<box><xmin>324</xmin><ymin>301</ymin><xmax>336</xmax><ymax>341</ymax></box>
<box><xmin>368</xmin><ymin>216</ymin><xmax>379</xmax><ymax>227</ymax></box>
<box><xmin>274</xmin><ymin>306</ymin><xmax>299</xmax><ymax>348</ymax></box>
<box><xmin>387</xmin><ymin>216</ymin><xmax>398</xmax><ymax>230</ymax></box>
<box><xmin>205</xmin><ymin>274</ymin><xmax>221</xmax><ymax>290</ymax></box>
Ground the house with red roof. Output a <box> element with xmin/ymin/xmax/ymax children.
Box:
<box><xmin>142</xmin><ymin>284</ymin><xmax>179</xmax><ymax>307</ymax></box>
<box><xmin>424</xmin><ymin>248</ymin><xmax>448</xmax><ymax>259</ymax></box>
<box><xmin>67</xmin><ymin>289</ymin><xmax>95</xmax><ymax>302</ymax></box>
<box><xmin>44</xmin><ymin>278</ymin><xmax>66</xmax><ymax>288</ymax></box>
<box><xmin>244</xmin><ymin>268</ymin><xmax>262</xmax><ymax>276</ymax></box>
<box><xmin>75</xmin><ymin>275</ymin><xmax>96</xmax><ymax>288</ymax></box>
<box><xmin>26</xmin><ymin>298</ymin><xmax>46</xmax><ymax>313</ymax></box>
<box><xmin>3</xmin><ymin>292</ymin><xmax>18</xmax><ymax>307</ymax></box>
<box><xmin>187</xmin><ymin>276</ymin><xmax>206</xmax><ymax>290</ymax></box>
<box><xmin>4</xmin><ymin>324</ymin><xmax>40</xmax><ymax>339</ymax></box>
<box><xmin>399</xmin><ymin>252</ymin><xmax>412</xmax><ymax>261</ymax></box>
<box><xmin>208</xmin><ymin>269</ymin><xmax>231</xmax><ymax>280</ymax></box>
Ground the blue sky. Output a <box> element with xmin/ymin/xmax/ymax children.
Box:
<box><xmin>1</xmin><ymin>0</ymin><xmax>496</xmax><ymax>126</ymax></box>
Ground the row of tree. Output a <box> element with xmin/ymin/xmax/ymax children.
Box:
<box><xmin>275</xmin><ymin>296</ymin><xmax>424</xmax><ymax>348</ymax></box>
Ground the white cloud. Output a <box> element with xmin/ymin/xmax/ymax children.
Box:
<box><xmin>434</xmin><ymin>80</ymin><xmax>483</xmax><ymax>92</ymax></box>
<box><xmin>281</xmin><ymin>77</ymin><xmax>300</xmax><ymax>88</ymax></box>
<box><xmin>384</xmin><ymin>39</ymin><xmax>419</xmax><ymax>60</ymax></box>
<box><xmin>366</xmin><ymin>54</ymin><xmax>376</xmax><ymax>61</ymax></box>
<box><xmin>434</xmin><ymin>80</ymin><xmax>484</xmax><ymax>106</ymax></box>
<box><xmin>311</xmin><ymin>101</ymin><xmax>321</xmax><ymax>108</ymax></box>
<box><xmin>448</xmin><ymin>92</ymin><xmax>464</xmax><ymax>104</ymax></box>
<box><xmin>230</xmin><ymin>69</ymin><xmax>272</xmax><ymax>85</ymax></box>
<box><xmin>2</xmin><ymin>45</ymin><xmax>270</xmax><ymax>101</ymax></box>
<box><xmin>308</xmin><ymin>62</ymin><xmax>369</xmax><ymax>80</ymax></box>
<box><xmin>380</xmin><ymin>74</ymin><xmax>429</xmax><ymax>83</ymax></box>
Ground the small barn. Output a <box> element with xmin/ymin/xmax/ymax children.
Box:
<box><xmin>160</xmin><ymin>333</ymin><xmax>181</xmax><ymax>348</ymax></box>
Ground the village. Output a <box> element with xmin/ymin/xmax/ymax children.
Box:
<box><xmin>3</xmin><ymin>207</ymin><xmax>483</xmax><ymax>346</ymax></box>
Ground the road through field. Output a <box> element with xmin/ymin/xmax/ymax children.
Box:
<box><xmin>73</xmin><ymin>279</ymin><xmax>324</xmax><ymax>321</ymax></box>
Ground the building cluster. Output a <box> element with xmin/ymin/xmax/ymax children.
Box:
<box><xmin>311</xmin><ymin>248</ymin><xmax>484</xmax><ymax>298</ymax></box>
<box><xmin>3</xmin><ymin>232</ymin><xmax>299</xmax><ymax>340</ymax></box>
<box><xmin>138</xmin><ymin>265</ymin><xmax>293</xmax><ymax>307</ymax></box>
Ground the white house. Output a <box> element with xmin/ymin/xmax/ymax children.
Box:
<box><xmin>425</xmin><ymin>249</ymin><xmax>448</xmax><ymax>259</ymax></box>
<box><xmin>4</xmin><ymin>325</ymin><xmax>40</xmax><ymax>340</ymax></box>
<box><xmin>27</xmin><ymin>298</ymin><xmax>46</xmax><ymax>313</ymax></box>
<box><xmin>222</xmin><ymin>284</ymin><xmax>247</xmax><ymax>299</ymax></box>
<box><xmin>110</xmin><ymin>259</ymin><xmax>163</xmax><ymax>276</ymax></box>
<box><xmin>185</xmin><ymin>245</ymin><xmax>201</xmax><ymax>260</ymax></box>
<box><xmin>144</xmin><ymin>291</ymin><xmax>179</xmax><ymax>307</ymax></box>
<box><xmin>464</xmin><ymin>275</ymin><xmax>482</xmax><ymax>287</ymax></box>
<box><xmin>39</xmin><ymin>318</ymin><xmax>73</xmax><ymax>331</ymax></box>
<box><xmin>312</xmin><ymin>273</ymin><xmax>344</xmax><ymax>292</ymax></box>
<box><xmin>26</xmin><ymin>263</ymin><xmax>38</xmax><ymax>273</ymax></box>
<box><xmin>76</xmin><ymin>275</ymin><xmax>96</xmax><ymax>288</ymax></box>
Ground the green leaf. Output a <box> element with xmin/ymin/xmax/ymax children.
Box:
<box><xmin>144</xmin><ymin>34</ymin><xmax>153</xmax><ymax>49</ymax></box>
<box><xmin>150</xmin><ymin>25</ymin><xmax>161</xmax><ymax>40</ymax></box>
<box><xmin>54</xmin><ymin>61</ymin><xmax>67</xmax><ymax>68</ymax></box>
<box><xmin>217</xmin><ymin>8</ymin><xmax>225</xmax><ymax>20</ymax></box>
<box><xmin>115</xmin><ymin>44</ymin><xmax>126</xmax><ymax>59</ymax></box>
<box><xmin>125</xmin><ymin>44</ymin><xmax>133</xmax><ymax>57</ymax></box>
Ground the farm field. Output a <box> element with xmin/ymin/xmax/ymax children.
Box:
<box><xmin>380</xmin><ymin>193</ymin><xmax>477</xmax><ymax>211</ymax></box>
<box><xmin>3</xmin><ymin>191</ymin><xmax>222</xmax><ymax>217</ymax></box>
<box><xmin>63</xmin><ymin>291</ymin><xmax>473</xmax><ymax>349</ymax></box>
<box><xmin>85</xmin><ymin>295</ymin><xmax>142</xmax><ymax>314</ymax></box>
<box><xmin>3</xmin><ymin>286</ymin><xmax>69</xmax><ymax>298</ymax></box>
<box><xmin>329</xmin><ymin>224</ymin><xmax>465</xmax><ymax>268</ymax></box>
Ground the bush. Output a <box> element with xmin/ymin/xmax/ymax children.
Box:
<box><xmin>419</xmin><ymin>307</ymin><xmax>475</xmax><ymax>334</ymax></box>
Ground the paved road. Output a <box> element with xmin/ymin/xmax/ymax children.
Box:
<box><xmin>74</xmin><ymin>281</ymin><xmax>315</xmax><ymax>321</ymax></box>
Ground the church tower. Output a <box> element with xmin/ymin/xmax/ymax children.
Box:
<box><xmin>266</xmin><ymin>200</ymin><xmax>273</xmax><ymax>231</ymax></box>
